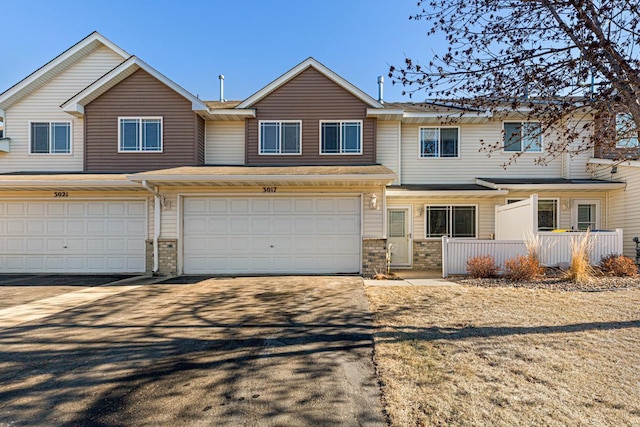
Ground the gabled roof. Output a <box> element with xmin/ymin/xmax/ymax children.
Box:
<box><xmin>0</xmin><ymin>32</ymin><xmax>129</xmax><ymax>112</ymax></box>
<box><xmin>237</xmin><ymin>57</ymin><xmax>383</xmax><ymax>109</ymax></box>
<box><xmin>61</xmin><ymin>56</ymin><xmax>208</xmax><ymax>117</ymax></box>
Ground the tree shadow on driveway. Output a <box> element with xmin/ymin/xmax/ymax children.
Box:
<box><xmin>0</xmin><ymin>276</ymin><xmax>386</xmax><ymax>427</ymax></box>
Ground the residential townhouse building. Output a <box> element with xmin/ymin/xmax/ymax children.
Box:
<box><xmin>0</xmin><ymin>32</ymin><xmax>635</xmax><ymax>277</ymax></box>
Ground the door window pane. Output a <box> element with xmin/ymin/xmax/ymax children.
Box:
<box><xmin>577</xmin><ymin>204</ymin><xmax>596</xmax><ymax>230</ymax></box>
<box><xmin>388</xmin><ymin>211</ymin><xmax>406</xmax><ymax>237</ymax></box>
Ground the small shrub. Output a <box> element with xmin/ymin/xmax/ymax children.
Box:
<box><xmin>503</xmin><ymin>255</ymin><xmax>544</xmax><ymax>281</ymax></box>
<box><xmin>567</xmin><ymin>232</ymin><xmax>595</xmax><ymax>285</ymax></box>
<box><xmin>466</xmin><ymin>255</ymin><xmax>499</xmax><ymax>278</ymax></box>
<box><xmin>600</xmin><ymin>254</ymin><xmax>638</xmax><ymax>277</ymax></box>
<box><xmin>523</xmin><ymin>230</ymin><xmax>542</xmax><ymax>263</ymax></box>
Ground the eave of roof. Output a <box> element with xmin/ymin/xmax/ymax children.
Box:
<box><xmin>0</xmin><ymin>173</ymin><xmax>142</xmax><ymax>189</ymax></box>
<box><xmin>127</xmin><ymin>165</ymin><xmax>396</xmax><ymax>187</ymax></box>
<box><xmin>0</xmin><ymin>32</ymin><xmax>129</xmax><ymax>111</ymax></box>
<box><xmin>589</xmin><ymin>158</ymin><xmax>640</xmax><ymax>168</ymax></box>
<box><xmin>237</xmin><ymin>58</ymin><xmax>383</xmax><ymax>109</ymax></box>
<box><xmin>386</xmin><ymin>184</ymin><xmax>508</xmax><ymax>198</ymax></box>
<box><xmin>476</xmin><ymin>177</ymin><xmax>626</xmax><ymax>190</ymax></box>
<box><xmin>61</xmin><ymin>56</ymin><xmax>207</xmax><ymax>116</ymax></box>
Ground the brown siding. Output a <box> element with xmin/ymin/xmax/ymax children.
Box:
<box><xmin>85</xmin><ymin>69</ymin><xmax>200</xmax><ymax>172</ymax></box>
<box><xmin>246</xmin><ymin>67</ymin><xmax>376</xmax><ymax>165</ymax></box>
<box><xmin>196</xmin><ymin>115</ymin><xmax>205</xmax><ymax>165</ymax></box>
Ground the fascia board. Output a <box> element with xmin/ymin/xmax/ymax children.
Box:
<box><xmin>127</xmin><ymin>173</ymin><xmax>397</xmax><ymax>183</ymax></box>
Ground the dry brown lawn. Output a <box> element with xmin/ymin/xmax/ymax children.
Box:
<box><xmin>366</xmin><ymin>285</ymin><xmax>640</xmax><ymax>427</ymax></box>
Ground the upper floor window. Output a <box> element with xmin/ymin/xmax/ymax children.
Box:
<box><xmin>119</xmin><ymin>117</ymin><xmax>162</xmax><ymax>153</ymax></box>
<box><xmin>503</xmin><ymin>122</ymin><xmax>542</xmax><ymax>152</ymax></box>
<box><xmin>320</xmin><ymin>121</ymin><xmax>362</xmax><ymax>154</ymax></box>
<box><xmin>425</xmin><ymin>205</ymin><xmax>476</xmax><ymax>238</ymax></box>
<box><xmin>419</xmin><ymin>127</ymin><xmax>459</xmax><ymax>158</ymax></box>
<box><xmin>259</xmin><ymin>121</ymin><xmax>301</xmax><ymax>154</ymax></box>
<box><xmin>615</xmin><ymin>113</ymin><xmax>639</xmax><ymax>147</ymax></box>
<box><xmin>30</xmin><ymin>122</ymin><xmax>71</xmax><ymax>154</ymax></box>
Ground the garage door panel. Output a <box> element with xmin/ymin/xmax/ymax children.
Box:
<box><xmin>183</xmin><ymin>196</ymin><xmax>360</xmax><ymax>274</ymax></box>
<box><xmin>272</xmin><ymin>218</ymin><xmax>292</xmax><ymax>233</ymax></box>
<box><xmin>27</xmin><ymin>220</ymin><xmax>45</xmax><ymax>234</ymax></box>
<box><xmin>230</xmin><ymin>199</ymin><xmax>249</xmax><ymax>213</ymax></box>
<box><xmin>47</xmin><ymin>220</ymin><xmax>66</xmax><ymax>234</ymax></box>
<box><xmin>294</xmin><ymin>199</ymin><xmax>314</xmax><ymax>212</ymax></box>
<box><xmin>0</xmin><ymin>200</ymin><xmax>146</xmax><ymax>273</ymax></box>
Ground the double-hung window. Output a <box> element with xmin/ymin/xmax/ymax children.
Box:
<box><xmin>320</xmin><ymin>121</ymin><xmax>362</xmax><ymax>154</ymax></box>
<box><xmin>615</xmin><ymin>113</ymin><xmax>639</xmax><ymax>148</ymax></box>
<box><xmin>425</xmin><ymin>205</ymin><xmax>476</xmax><ymax>238</ymax></box>
<box><xmin>259</xmin><ymin>121</ymin><xmax>301</xmax><ymax>154</ymax></box>
<box><xmin>119</xmin><ymin>117</ymin><xmax>162</xmax><ymax>152</ymax></box>
<box><xmin>503</xmin><ymin>122</ymin><xmax>542</xmax><ymax>152</ymax></box>
<box><xmin>30</xmin><ymin>122</ymin><xmax>71</xmax><ymax>154</ymax></box>
<box><xmin>419</xmin><ymin>127</ymin><xmax>459</xmax><ymax>158</ymax></box>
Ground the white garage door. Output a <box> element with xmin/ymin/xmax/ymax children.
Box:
<box><xmin>0</xmin><ymin>200</ymin><xmax>147</xmax><ymax>273</ymax></box>
<box><xmin>183</xmin><ymin>196</ymin><xmax>361</xmax><ymax>274</ymax></box>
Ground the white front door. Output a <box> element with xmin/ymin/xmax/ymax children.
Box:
<box><xmin>572</xmin><ymin>199</ymin><xmax>601</xmax><ymax>231</ymax></box>
<box><xmin>388</xmin><ymin>208</ymin><xmax>411</xmax><ymax>267</ymax></box>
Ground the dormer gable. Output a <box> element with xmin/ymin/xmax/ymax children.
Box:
<box><xmin>0</xmin><ymin>32</ymin><xmax>129</xmax><ymax>112</ymax></box>
<box><xmin>238</xmin><ymin>57</ymin><xmax>383</xmax><ymax>109</ymax></box>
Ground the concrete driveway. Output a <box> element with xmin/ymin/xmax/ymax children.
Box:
<box><xmin>0</xmin><ymin>276</ymin><xmax>385</xmax><ymax>426</ymax></box>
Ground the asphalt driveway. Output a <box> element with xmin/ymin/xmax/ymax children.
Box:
<box><xmin>0</xmin><ymin>275</ymin><xmax>134</xmax><ymax>309</ymax></box>
<box><xmin>0</xmin><ymin>276</ymin><xmax>385</xmax><ymax>426</ymax></box>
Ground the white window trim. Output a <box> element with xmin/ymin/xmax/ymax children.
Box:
<box><xmin>258</xmin><ymin>120</ymin><xmax>302</xmax><ymax>155</ymax></box>
<box><xmin>318</xmin><ymin>120</ymin><xmax>363</xmax><ymax>155</ymax></box>
<box><xmin>571</xmin><ymin>199</ymin><xmax>601</xmax><ymax>231</ymax></box>
<box><xmin>501</xmin><ymin>121</ymin><xmax>543</xmax><ymax>153</ymax></box>
<box><xmin>28</xmin><ymin>121</ymin><xmax>73</xmax><ymax>155</ymax></box>
<box><xmin>506</xmin><ymin>197</ymin><xmax>560</xmax><ymax>230</ymax></box>
<box><xmin>117</xmin><ymin>117</ymin><xmax>163</xmax><ymax>153</ymax></box>
<box><xmin>418</xmin><ymin>126</ymin><xmax>461</xmax><ymax>159</ymax></box>
<box><xmin>424</xmin><ymin>203</ymin><xmax>478</xmax><ymax>239</ymax></box>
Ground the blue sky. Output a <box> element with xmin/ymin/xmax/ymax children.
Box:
<box><xmin>2</xmin><ymin>0</ymin><xmax>438</xmax><ymax>103</ymax></box>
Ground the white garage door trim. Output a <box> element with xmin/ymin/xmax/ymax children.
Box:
<box><xmin>0</xmin><ymin>198</ymin><xmax>148</xmax><ymax>273</ymax></box>
<box><xmin>179</xmin><ymin>193</ymin><xmax>363</xmax><ymax>275</ymax></box>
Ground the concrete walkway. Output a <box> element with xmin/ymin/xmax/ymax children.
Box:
<box><xmin>364</xmin><ymin>270</ymin><xmax>461</xmax><ymax>287</ymax></box>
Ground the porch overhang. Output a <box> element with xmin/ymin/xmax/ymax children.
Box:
<box><xmin>476</xmin><ymin>177</ymin><xmax>626</xmax><ymax>191</ymax></box>
<box><xmin>126</xmin><ymin>165</ymin><xmax>397</xmax><ymax>187</ymax></box>
<box><xmin>0</xmin><ymin>173</ymin><xmax>143</xmax><ymax>191</ymax></box>
<box><xmin>386</xmin><ymin>184</ymin><xmax>508</xmax><ymax>198</ymax></box>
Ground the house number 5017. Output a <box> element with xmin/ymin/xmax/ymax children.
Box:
<box><xmin>263</xmin><ymin>187</ymin><xmax>277</xmax><ymax>193</ymax></box>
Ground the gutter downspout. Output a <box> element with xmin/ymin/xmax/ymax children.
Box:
<box><xmin>141</xmin><ymin>180</ymin><xmax>162</xmax><ymax>274</ymax></box>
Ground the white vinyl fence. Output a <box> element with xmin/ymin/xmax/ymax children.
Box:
<box><xmin>442</xmin><ymin>229</ymin><xmax>623</xmax><ymax>277</ymax></box>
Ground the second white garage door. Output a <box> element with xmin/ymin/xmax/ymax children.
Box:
<box><xmin>183</xmin><ymin>196</ymin><xmax>361</xmax><ymax>274</ymax></box>
<box><xmin>0</xmin><ymin>200</ymin><xmax>147</xmax><ymax>273</ymax></box>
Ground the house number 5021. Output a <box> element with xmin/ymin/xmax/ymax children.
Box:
<box><xmin>54</xmin><ymin>191</ymin><xmax>69</xmax><ymax>197</ymax></box>
<box><xmin>263</xmin><ymin>187</ymin><xmax>277</xmax><ymax>193</ymax></box>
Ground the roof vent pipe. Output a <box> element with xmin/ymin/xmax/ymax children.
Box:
<box><xmin>377</xmin><ymin>76</ymin><xmax>384</xmax><ymax>104</ymax></box>
<box><xmin>218</xmin><ymin>74</ymin><xmax>225</xmax><ymax>102</ymax></box>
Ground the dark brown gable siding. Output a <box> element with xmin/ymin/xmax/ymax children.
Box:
<box><xmin>85</xmin><ymin>69</ymin><xmax>200</xmax><ymax>172</ymax></box>
<box><xmin>246</xmin><ymin>67</ymin><xmax>376</xmax><ymax>165</ymax></box>
<box><xmin>196</xmin><ymin>115</ymin><xmax>205</xmax><ymax>165</ymax></box>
